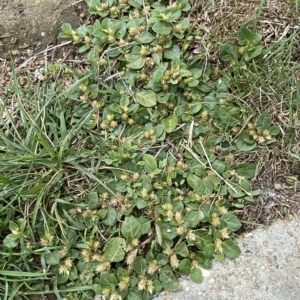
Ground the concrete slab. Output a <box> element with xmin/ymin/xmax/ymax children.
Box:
<box><xmin>153</xmin><ymin>218</ymin><xmax>300</xmax><ymax>300</ymax></box>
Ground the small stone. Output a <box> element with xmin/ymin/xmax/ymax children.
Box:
<box><xmin>180</xmin><ymin>280</ymin><xmax>187</xmax><ymax>288</ymax></box>
<box><xmin>208</xmin><ymin>278</ymin><xmax>215</xmax><ymax>284</ymax></box>
<box><xmin>185</xmin><ymin>286</ymin><xmax>191</xmax><ymax>292</ymax></box>
<box><xmin>164</xmin><ymin>294</ymin><xmax>173</xmax><ymax>300</ymax></box>
<box><xmin>261</xmin><ymin>265</ymin><xmax>266</xmax><ymax>270</ymax></box>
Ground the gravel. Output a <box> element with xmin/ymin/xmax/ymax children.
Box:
<box><xmin>153</xmin><ymin>217</ymin><xmax>300</xmax><ymax>300</ymax></box>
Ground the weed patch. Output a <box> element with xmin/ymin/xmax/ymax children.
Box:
<box><xmin>0</xmin><ymin>0</ymin><xmax>299</xmax><ymax>299</ymax></box>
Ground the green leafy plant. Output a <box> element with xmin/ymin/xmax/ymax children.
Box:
<box><xmin>0</xmin><ymin>1</ymin><xmax>286</xmax><ymax>300</ymax></box>
<box><xmin>220</xmin><ymin>27</ymin><xmax>262</xmax><ymax>63</ymax></box>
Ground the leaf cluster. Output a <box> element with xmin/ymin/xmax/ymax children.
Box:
<box><xmin>0</xmin><ymin>1</ymin><xmax>281</xmax><ymax>299</ymax></box>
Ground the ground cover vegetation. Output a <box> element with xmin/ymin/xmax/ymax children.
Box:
<box><xmin>0</xmin><ymin>0</ymin><xmax>299</xmax><ymax>299</ymax></box>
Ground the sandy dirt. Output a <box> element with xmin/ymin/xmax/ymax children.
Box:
<box><xmin>0</xmin><ymin>0</ymin><xmax>87</xmax><ymax>58</ymax></box>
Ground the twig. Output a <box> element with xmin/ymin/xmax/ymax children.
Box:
<box><xmin>99</xmin><ymin>42</ymin><xmax>133</xmax><ymax>59</ymax></box>
<box><xmin>140</xmin><ymin>236</ymin><xmax>153</xmax><ymax>247</ymax></box>
<box><xmin>72</xmin><ymin>0</ymin><xmax>86</xmax><ymax>5</ymax></box>
<box><xmin>0</xmin><ymin>34</ymin><xmax>11</xmax><ymax>39</ymax></box>
<box><xmin>103</xmin><ymin>72</ymin><xmax>122</xmax><ymax>82</ymax></box>
<box><xmin>183</xmin><ymin>143</ymin><xmax>239</xmax><ymax>194</ymax></box>
<box><xmin>232</xmin><ymin>113</ymin><xmax>255</xmax><ymax>141</ymax></box>
<box><xmin>142</xmin><ymin>0</ymin><xmax>149</xmax><ymax>24</ymax></box>
<box><xmin>17</xmin><ymin>41</ymin><xmax>72</xmax><ymax>69</ymax></box>
<box><xmin>174</xmin><ymin>237</ymin><xmax>183</xmax><ymax>249</ymax></box>
<box><xmin>188</xmin><ymin>120</ymin><xmax>194</xmax><ymax>147</ymax></box>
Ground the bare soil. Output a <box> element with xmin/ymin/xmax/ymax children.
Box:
<box><xmin>0</xmin><ymin>0</ymin><xmax>87</xmax><ymax>58</ymax></box>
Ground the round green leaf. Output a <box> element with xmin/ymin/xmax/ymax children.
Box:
<box><xmin>135</xmin><ymin>32</ymin><xmax>155</xmax><ymax>43</ymax></box>
<box><xmin>136</xmin><ymin>198</ymin><xmax>147</xmax><ymax>209</ymax></box>
<box><xmin>133</xmin><ymin>256</ymin><xmax>146</xmax><ymax>275</ymax></box>
<box><xmin>214</xmin><ymin>252</ymin><xmax>225</xmax><ymax>261</ymax></box>
<box><xmin>161</xmin><ymin>115</ymin><xmax>178</xmax><ymax>133</ymax></box>
<box><xmin>56</xmin><ymin>273</ymin><xmax>69</xmax><ymax>284</ymax></box>
<box><xmin>203</xmin><ymin>243</ymin><xmax>215</xmax><ymax>257</ymax></box>
<box><xmin>237</xmin><ymin>27</ymin><xmax>262</xmax><ymax>45</ymax></box>
<box><xmin>237</xmin><ymin>163</ymin><xmax>256</xmax><ymax>178</ymax></box>
<box><xmin>64</xmin><ymin>227</ymin><xmax>77</xmax><ymax>246</ymax></box>
<box><xmin>160</xmin><ymin>222</ymin><xmax>177</xmax><ymax>240</ymax></box>
<box><xmin>255</xmin><ymin>112</ymin><xmax>271</xmax><ymax>132</ymax></box>
<box><xmin>222</xmin><ymin>240</ymin><xmax>241</xmax><ymax>259</ymax></box>
<box><xmin>143</xmin><ymin>154</ymin><xmax>157</xmax><ymax>171</ymax></box>
<box><xmin>184</xmin><ymin>210</ymin><xmax>201</xmax><ymax>228</ymax></box>
<box><xmin>236</xmin><ymin>133</ymin><xmax>257</xmax><ymax>151</ymax></box>
<box><xmin>60</xmin><ymin>23</ymin><xmax>72</xmax><ymax>35</ymax></box>
<box><xmin>189</xmin><ymin>102</ymin><xmax>202</xmax><ymax>114</ymax></box>
<box><xmin>121</xmin><ymin>216</ymin><xmax>142</xmax><ymax>239</ymax></box>
<box><xmin>92</xmin><ymin>284</ymin><xmax>102</xmax><ymax>293</ymax></box>
<box><xmin>9</xmin><ymin>220</ymin><xmax>19</xmax><ymax>232</ymax></box>
<box><xmin>221</xmin><ymin>214</ymin><xmax>242</xmax><ymax>232</ymax></box>
<box><xmin>175</xmin><ymin>243</ymin><xmax>189</xmax><ymax>257</ymax></box>
<box><xmin>178</xmin><ymin>258</ymin><xmax>192</xmax><ymax>274</ymax></box>
<box><xmin>127</xmin><ymin>57</ymin><xmax>145</xmax><ymax>69</ymax></box>
<box><xmin>139</xmin><ymin>217</ymin><xmax>151</xmax><ymax>235</ymax></box>
<box><xmin>86</xmin><ymin>191</ymin><xmax>98</xmax><ymax>208</ymax></box>
<box><xmin>3</xmin><ymin>234</ymin><xmax>19</xmax><ymax>248</ymax></box>
<box><xmin>69</xmin><ymin>265</ymin><xmax>78</xmax><ymax>280</ymax></box>
<box><xmin>239</xmin><ymin>179</ymin><xmax>252</xmax><ymax>192</ymax></box>
<box><xmin>220</xmin><ymin>44</ymin><xmax>238</xmax><ymax>61</ymax></box>
<box><xmin>44</xmin><ymin>250</ymin><xmax>60</xmax><ymax>265</ymax></box>
<box><xmin>152</xmin><ymin>68</ymin><xmax>165</xmax><ymax>83</ymax></box>
<box><xmin>104</xmin><ymin>238</ymin><xmax>126</xmax><ymax>262</ymax></box>
<box><xmin>211</xmin><ymin>160</ymin><xmax>225</xmax><ymax>174</ymax></box>
<box><xmin>99</xmin><ymin>272</ymin><xmax>118</xmax><ymax>288</ymax></box>
<box><xmin>136</xmin><ymin>91</ymin><xmax>157</xmax><ymax>107</ymax></box>
<box><xmin>269</xmin><ymin>125</ymin><xmax>280</xmax><ymax>136</ymax></box>
<box><xmin>195</xmin><ymin>179</ymin><xmax>214</xmax><ymax>196</ymax></box>
<box><xmin>127</xmin><ymin>290</ymin><xmax>144</xmax><ymax>300</ymax></box>
<box><xmin>164</xmin><ymin>45</ymin><xmax>181</xmax><ymax>62</ymax></box>
<box><xmin>228</xmin><ymin>187</ymin><xmax>245</xmax><ymax>198</ymax></box>
<box><xmin>109</xmin><ymin>103</ymin><xmax>123</xmax><ymax>114</ymax></box>
<box><xmin>187</xmin><ymin>174</ymin><xmax>201</xmax><ymax>189</ymax></box>
<box><xmin>245</xmin><ymin>45</ymin><xmax>262</xmax><ymax>61</ymax></box>
<box><xmin>152</xmin><ymin>21</ymin><xmax>173</xmax><ymax>35</ymax></box>
<box><xmin>190</xmin><ymin>268</ymin><xmax>203</xmax><ymax>284</ymax></box>
<box><xmin>97</xmin><ymin>209</ymin><xmax>107</xmax><ymax>219</ymax></box>
<box><xmin>78</xmin><ymin>44</ymin><xmax>90</xmax><ymax>53</ymax></box>
<box><xmin>103</xmin><ymin>207</ymin><xmax>117</xmax><ymax>226</ymax></box>
<box><xmin>159</xmin><ymin>266</ymin><xmax>179</xmax><ymax>291</ymax></box>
